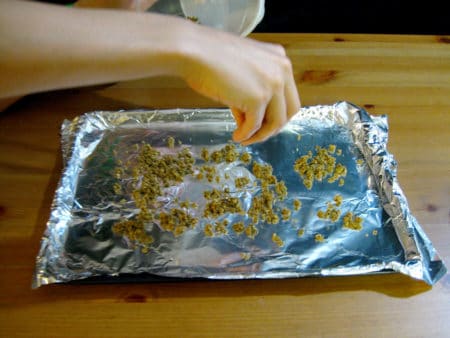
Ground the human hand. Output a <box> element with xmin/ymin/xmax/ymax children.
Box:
<box><xmin>178</xmin><ymin>25</ymin><xmax>301</xmax><ymax>145</ymax></box>
<box><xmin>0</xmin><ymin>2</ymin><xmax>300</xmax><ymax>127</ymax></box>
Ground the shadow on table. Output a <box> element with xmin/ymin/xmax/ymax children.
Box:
<box><xmin>11</xmin><ymin>267</ymin><xmax>438</xmax><ymax>307</ymax></box>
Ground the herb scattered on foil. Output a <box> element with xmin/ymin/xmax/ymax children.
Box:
<box><xmin>112</xmin><ymin>136</ymin><xmax>357</xmax><ymax>253</ymax></box>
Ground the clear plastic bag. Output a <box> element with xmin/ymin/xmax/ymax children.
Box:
<box><xmin>146</xmin><ymin>0</ymin><xmax>265</xmax><ymax>36</ymax></box>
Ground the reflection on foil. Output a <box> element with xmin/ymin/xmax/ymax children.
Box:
<box><xmin>33</xmin><ymin>102</ymin><xmax>447</xmax><ymax>287</ymax></box>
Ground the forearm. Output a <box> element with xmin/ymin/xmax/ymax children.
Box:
<box><xmin>0</xmin><ymin>0</ymin><xmax>193</xmax><ymax>98</ymax></box>
<box><xmin>1</xmin><ymin>1</ymin><xmax>300</xmax><ymax>144</ymax></box>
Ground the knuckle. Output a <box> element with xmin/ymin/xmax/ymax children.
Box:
<box><xmin>271</xmin><ymin>43</ymin><xmax>287</xmax><ymax>56</ymax></box>
<box><xmin>271</xmin><ymin>78</ymin><xmax>284</xmax><ymax>92</ymax></box>
<box><xmin>280</xmin><ymin>57</ymin><xmax>293</xmax><ymax>73</ymax></box>
<box><xmin>242</xmin><ymin>96</ymin><xmax>267</xmax><ymax>116</ymax></box>
<box><xmin>257</xmin><ymin>89</ymin><xmax>272</xmax><ymax>105</ymax></box>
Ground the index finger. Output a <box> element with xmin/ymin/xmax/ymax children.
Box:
<box><xmin>231</xmin><ymin>106</ymin><xmax>265</xmax><ymax>143</ymax></box>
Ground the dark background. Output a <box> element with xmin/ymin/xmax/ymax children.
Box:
<box><xmin>254</xmin><ymin>0</ymin><xmax>449</xmax><ymax>35</ymax></box>
<box><xmin>40</xmin><ymin>0</ymin><xmax>449</xmax><ymax>35</ymax></box>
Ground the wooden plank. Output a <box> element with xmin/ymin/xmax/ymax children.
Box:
<box><xmin>0</xmin><ymin>33</ymin><xmax>449</xmax><ymax>338</ymax></box>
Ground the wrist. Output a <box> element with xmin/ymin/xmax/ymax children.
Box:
<box><xmin>126</xmin><ymin>13</ymin><xmax>202</xmax><ymax>79</ymax></box>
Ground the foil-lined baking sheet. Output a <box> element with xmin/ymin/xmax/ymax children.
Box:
<box><xmin>33</xmin><ymin>102</ymin><xmax>447</xmax><ymax>287</ymax></box>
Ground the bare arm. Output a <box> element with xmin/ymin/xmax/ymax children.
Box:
<box><xmin>0</xmin><ymin>0</ymin><xmax>300</xmax><ymax>144</ymax></box>
<box><xmin>0</xmin><ymin>0</ymin><xmax>191</xmax><ymax>97</ymax></box>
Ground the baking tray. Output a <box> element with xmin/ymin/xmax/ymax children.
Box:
<box><xmin>33</xmin><ymin>102</ymin><xmax>447</xmax><ymax>287</ymax></box>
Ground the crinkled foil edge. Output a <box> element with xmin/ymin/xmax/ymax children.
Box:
<box><xmin>341</xmin><ymin>102</ymin><xmax>446</xmax><ymax>284</ymax></box>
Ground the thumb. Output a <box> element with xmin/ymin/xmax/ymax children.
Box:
<box><xmin>231</xmin><ymin>107</ymin><xmax>263</xmax><ymax>143</ymax></box>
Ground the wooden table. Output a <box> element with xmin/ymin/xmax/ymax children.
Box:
<box><xmin>1</xmin><ymin>34</ymin><xmax>449</xmax><ymax>338</ymax></box>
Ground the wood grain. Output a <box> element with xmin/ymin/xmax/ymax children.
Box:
<box><xmin>1</xmin><ymin>33</ymin><xmax>449</xmax><ymax>338</ymax></box>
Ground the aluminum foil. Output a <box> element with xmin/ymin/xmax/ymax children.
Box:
<box><xmin>33</xmin><ymin>102</ymin><xmax>447</xmax><ymax>287</ymax></box>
